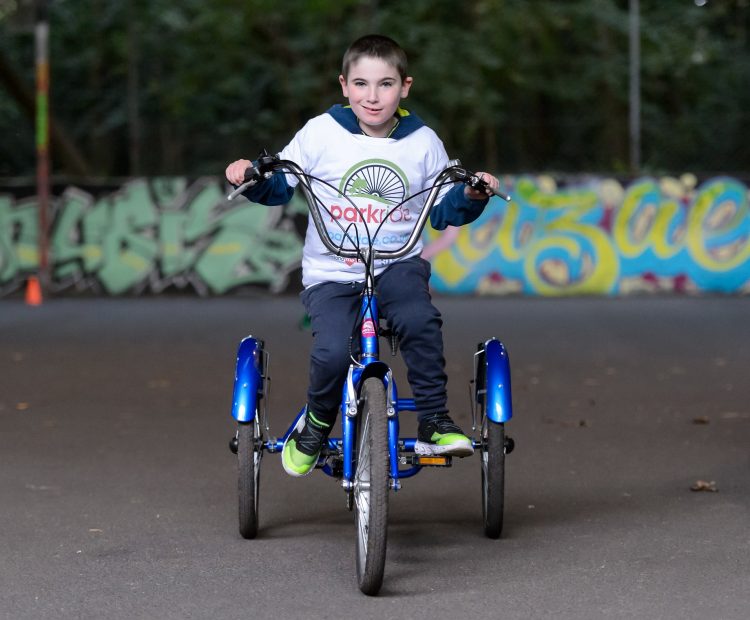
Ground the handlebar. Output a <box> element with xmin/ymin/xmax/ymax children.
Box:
<box><xmin>226</xmin><ymin>152</ymin><xmax>510</xmax><ymax>262</ymax></box>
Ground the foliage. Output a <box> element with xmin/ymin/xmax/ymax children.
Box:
<box><xmin>0</xmin><ymin>0</ymin><xmax>748</xmax><ymax>178</ymax></box>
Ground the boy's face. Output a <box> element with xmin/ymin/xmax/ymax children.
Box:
<box><xmin>339</xmin><ymin>56</ymin><xmax>413</xmax><ymax>137</ymax></box>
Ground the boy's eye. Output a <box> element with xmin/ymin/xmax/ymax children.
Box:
<box><xmin>381</xmin><ymin>81</ymin><xmax>394</xmax><ymax>88</ymax></box>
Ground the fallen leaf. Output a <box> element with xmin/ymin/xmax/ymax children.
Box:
<box><xmin>16</xmin><ymin>402</ymin><xmax>29</xmax><ymax>411</ymax></box>
<box><xmin>692</xmin><ymin>416</ymin><xmax>710</xmax><ymax>425</ymax></box>
<box><xmin>690</xmin><ymin>480</ymin><xmax>718</xmax><ymax>492</ymax></box>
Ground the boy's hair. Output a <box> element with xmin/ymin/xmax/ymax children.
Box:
<box><xmin>341</xmin><ymin>34</ymin><xmax>408</xmax><ymax>82</ymax></box>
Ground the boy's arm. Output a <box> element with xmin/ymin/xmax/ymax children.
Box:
<box><xmin>241</xmin><ymin>172</ymin><xmax>294</xmax><ymax>206</ymax></box>
<box><xmin>429</xmin><ymin>184</ymin><xmax>489</xmax><ymax>231</ymax></box>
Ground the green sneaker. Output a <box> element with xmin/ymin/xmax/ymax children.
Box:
<box><xmin>281</xmin><ymin>410</ymin><xmax>331</xmax><ymax>477</ymax></box>
<box><xmin>414</xmin><ymin>414</ymin><xmax>474</xmax><ymax>457</ymax></box>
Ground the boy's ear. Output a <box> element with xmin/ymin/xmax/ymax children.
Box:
<box><xmin>339</xmin><ymin>74</ymin><xmax>349</xmax><ymax>97</ymax></box>
<box><xmin>401</xmin><ymin>76</ymin><xmax>413</xmax><ymax>99</ymax></box>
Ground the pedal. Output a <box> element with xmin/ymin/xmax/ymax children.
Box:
<box><xmin>400</xmin><ymin>455</ymin><xmax>452</xmax><ymax>467</ymax></box>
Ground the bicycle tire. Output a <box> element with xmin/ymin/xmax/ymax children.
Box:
<box><xmin>481</xmin><ymin>418</ymin><xmax>505</xmax><ymax>539</ymax></box>
<box><xmin>354</xmin><ymin>377</ymin><xmax>389</xmax><ymax>595</ymax></box>
<box><xmin>238</xmin><ymin>419</ymin><xmax>261</xmax><ymax>539</ymax></box>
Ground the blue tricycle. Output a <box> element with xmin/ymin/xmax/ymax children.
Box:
<box><xmin>227</xmin><ymin>153</ymin><xmax>515</xmax><ymax>595</ymax></box>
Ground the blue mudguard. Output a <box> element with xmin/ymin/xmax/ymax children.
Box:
<box><xmin>483</xmin><ymin>338</ymin><xmax>513</xmax><ymax>423</ymax></box>
<box><xmin>231</xmin><ymin>337</ymin><xmax>264</xmax><ymax>423</ymax></box>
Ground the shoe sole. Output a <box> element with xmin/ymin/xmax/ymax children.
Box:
<box><xmin>414</xmin><ymin>439</ymin><xmax>474</xmax><ymax>457</ymax></box>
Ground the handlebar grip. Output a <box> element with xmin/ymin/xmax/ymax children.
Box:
<box><xmin>471</xmin><ymin>175</ymin><xmax>512</xmax><ymax>202</ymax></box>
<box><xmin>226</xmin><ymin>165</ymin><xmax>262</xmax><ymax>201</ymax></box>
<box><xmin>448</xmin><ymin>164</ymin><xmax>512</xmax><ymax>202</ymax></box>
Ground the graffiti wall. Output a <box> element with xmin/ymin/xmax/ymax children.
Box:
<box><xmin>1</xmin><ymin>174</ymin><xmax>749</xmax><ymax>296</ymax></box>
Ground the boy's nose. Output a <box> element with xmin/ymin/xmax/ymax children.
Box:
<box><xmin>367</xmin><ymin>87</ymin><xmax>378</xmax><ymax>101</ymax></box>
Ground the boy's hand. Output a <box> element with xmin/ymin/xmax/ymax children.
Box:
<box><xmin>465</xmin><ymin>172</ymin><xmax>500</xmax><ymax>200</ymax></box>
<box><xmin>225</xmin><ymin>159</ymin><xmax>252</xmax><ymax>186</ymax></box>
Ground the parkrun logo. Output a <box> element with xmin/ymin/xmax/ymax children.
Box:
<box><xmin>330</xmin><ymin>159</ymin><xmax>411</xmax><ymax>224</ymax></box>
<box><xmin>339</xmin><ymin>159</ymin><xmax>409</xmax><ymax>205</ymax></box>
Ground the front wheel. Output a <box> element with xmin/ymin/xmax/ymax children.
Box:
<box><xmin>481</xmin><ymin>419</ymin><xmax>505</xmax><ymax>539</ymax></box>
<box><xmin>354</xmin><ymin>378</ymin><xmax>390</xmax><ymax>596</ymax></box>
<box><xmin>237</xmin><ymin>419</ymin><xmax>262</xmax><ymax>539</ymax></box>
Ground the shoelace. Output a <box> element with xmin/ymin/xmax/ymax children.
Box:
<box><xmin>296</xmin><ymin>420</ymin><xmax>328</xmax><ymax>455</ymax></box>
<box><xmin>432</xmin><ymin>419</ymin><xmax>462</xmax><ymax>434</ymax></box>
<box><xmin>421</xmin><ymin>412</ymin><xmax>461</xmax><ymax>432</ymax></box>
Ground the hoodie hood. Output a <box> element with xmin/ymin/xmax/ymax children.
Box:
<box><xmin>326</xmin><ymin>104</ymin><xmax>426</xmax><ymax>140</ymax></box>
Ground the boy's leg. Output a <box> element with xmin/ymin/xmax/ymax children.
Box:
<box><xmin>376</xmin><ymin>257</ymin><xmax>447</xmax><ymax>415</ymax></box>
<box><xmin>282</xmin><ymin>281</ymin><xmax>361</xmax><ymax>476</ymax></box>
<box><xmin>376</xmin><ymin>257</ymin><xmax>473</xmax><ymax>456</ymax></box>
<box><xmin>302</xmin><ymin>281</ymin><xmax>362</xmax><ymax>421</ymax></box>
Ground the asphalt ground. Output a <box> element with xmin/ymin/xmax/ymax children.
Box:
<box><xmin>1</xmin><ymin>295</ymin><xmax>749</xmax><ymax>620</ymax></box>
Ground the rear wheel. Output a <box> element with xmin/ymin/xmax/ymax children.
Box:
<box><xmin>238</xmin><ymin>418</ymin><xmax>262</xmax><ymax>539</ymax></box>
<box><xmin>481</xmin><ymin>419</ymin><xmax>505</xmax><ymax>539</ymax></box>
<box><xmin>476</xmin><ymin>344</ymin><xmax>506</xmax><ymax>538</ymax></box>
<box><xmin>354</xmin><ymin>378</ymin><xmax>389</xmax><ymax>595</ymax></box>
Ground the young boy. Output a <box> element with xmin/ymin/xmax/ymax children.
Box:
<box><xmin>226</xmin><ymin>34</ymin><xmax>499</xmax><ymax>477</ymax></box>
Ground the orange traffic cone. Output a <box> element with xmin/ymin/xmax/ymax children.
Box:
<box><xmin>25</xmin><ymin>275</ymin><xmax>43</xmax><ymax>306</ymax></box>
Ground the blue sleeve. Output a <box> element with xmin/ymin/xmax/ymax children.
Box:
<box><xmin>429</xmin><ymin>184</ymin><xmax>489</xmax><ymax>231</ymax></box>
<box><xmin>240</xmin><ymin>170</ymin><xmax>294</xmax><ymax>206</ymax></box>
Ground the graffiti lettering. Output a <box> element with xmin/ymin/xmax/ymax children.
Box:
<box><xmin>0</xmin><ymin>178</ymin><xmax>303</xmax><ymax>296</ymax></box>
<box><xmin>423</xmin><ymin>175</ymin><xmax>750</xmax><ymax>295</ymax></box>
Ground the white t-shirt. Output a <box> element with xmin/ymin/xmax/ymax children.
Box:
<box><xmin>278</xmin><ymin>110</ymin><xmax>451</xmax><ymax>288</ymax></box>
